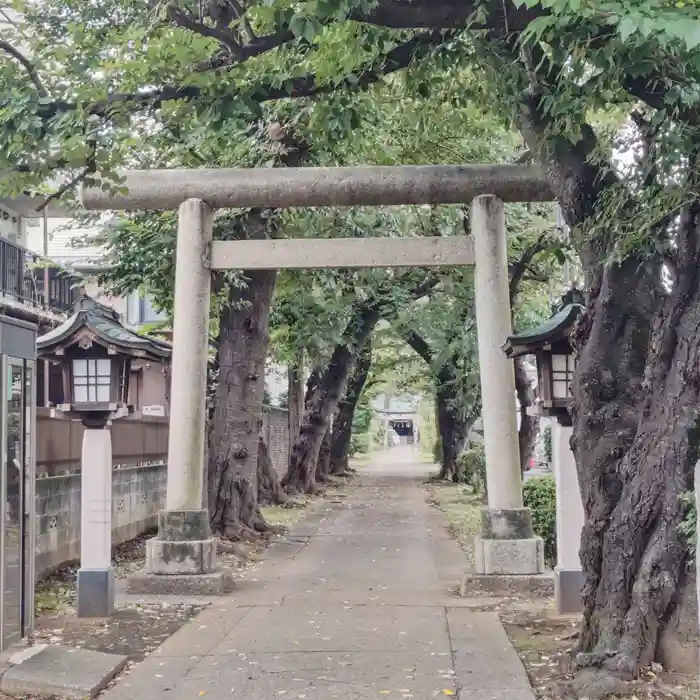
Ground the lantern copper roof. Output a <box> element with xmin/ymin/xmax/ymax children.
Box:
<box><xmin>37</xmin><ymin>294</ymin><xmax>171</xmax><ymax>361</ymax></box>
<box><xmin>502</xmin><ymin>303</ymin><xmax>584</xmax><ymax>359</ymax></box>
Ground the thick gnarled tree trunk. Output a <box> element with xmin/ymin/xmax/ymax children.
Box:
<box><xmin>514</xmin><ymin>74</ymin><xmax>700</xmax><ymax>690</ymax></box>
<box><xmin>514</xmin><ymin>356</ymin><xmax>538</xmax><ymax>471</ymax></box>
<box><xmin>330</xmin><ymin>341</ymin><xmax>372</xmax><ymax>475</ymax></box>
<box><xmin>435</xmin><ymin>370</ymin><xmax>466</xmax><ymax>481</ymax></box>
<box><xmin>208</xmin><ymin>268</ymin><xmax>277</xmax><ymax>538</ymax></box>
<box><xmin>287</xmin><ymin>354</ymin><xmax>304</xmax><ymax>462</ymax></box>
<box><xmin>404</xmin><ymin>329</ymin><xmax>474</xmax><ymax>481</ymax></box>
<box><xmin>282</xmin><ymin>304</ymin><xmax>380</xmax><ymax>494</ymax></box>
<box><xmin>315</xmin><ymin>426</ymin><xmax>332</xmax><ymax>483</ymax></box>
<box><xmin>572</xmin><ymin>228</ymin><xmax>700</xmax><ymax>681</ymax></box>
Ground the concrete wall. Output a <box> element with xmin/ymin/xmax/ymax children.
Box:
<box><xmin>36</xmin><ymin>410</ymin><xmax>169</xmax><ymax>478</ymax></box>
<box><xmin>33</xmin><ymin>407</ymin><xmax>290</xmax><ymax>577</ymax></box>
<box><xmin>35</xmin><ymin>462</ymin><xmax>166</xmax><ymax>579</ymax></box>
<box><xmin>129</xmin><ymin>362</ymin><xmax>169</xmax><ymax>414</ymax></box>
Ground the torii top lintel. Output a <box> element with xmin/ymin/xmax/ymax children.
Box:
<box><xmin>80</xmin><ymin>164</ymin><xmax>555</xmax><ymax>211</ymax></box>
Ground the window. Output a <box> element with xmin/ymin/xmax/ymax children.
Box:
<box><xmin>126</xmin><ymin>291</ymin><xmax>167</xmax><ymax>325</ymax></box>
<box><xmin>551</xmin><ymin>354</ymin><xmax>575</xmax><ymax>400</ymax></box>
<box><xmin>73</xmin><ymin>358</ymin><xmax>111</xmax><ymax>402</ymax></box>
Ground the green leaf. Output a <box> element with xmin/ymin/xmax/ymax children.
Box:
<box><xmin>618</xmin><ymin>15</ymin><xmax>640</xmax><ymax>42</ymax></box>
<box><xmin>289</xmin><ymin>14</ymin><xmax>306</xmax><ymax>37</ymax></box>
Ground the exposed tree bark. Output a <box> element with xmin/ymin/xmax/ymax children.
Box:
<box><xmin>330</xmin><ymin>340</ymin><xmax>373</xmax><ymax>475</ymax></box>
<box><xmin>257</xmin><ymin>436</ymin><xmax>288</xmax><ymax>506</ymax></box>
<box><xmin>287</xmin><ymin>353</ymin><xmax>304</xmax><ymax>465</ymax></box>
<box><xmin>208</xmin><ymin>266</ymin><xmax>277</xmax><ymax>538</ymax></box>
<box><xmin>513</xmin><ymin>356</ymin><xmax>538</xmax><ymax>472</ymax></box>
<box><xmin>315</xmin><ymin>426</ymin><xmax>332</xmax><ymax>483</ymax></box>
<box><xmin>282</xmin><ymin>303</ymin><xmax>381</xmax><ymax>494</ymax></box>
<box><xmin>434</xmin><ymin>365</ymin><xmax>466</xmax><ymax>481</ymax></box>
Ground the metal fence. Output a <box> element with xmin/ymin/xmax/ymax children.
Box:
<box><xmin>0</xmin><ymin>236</ymin><xmax>82</xmax><ymax>313</ymax></box>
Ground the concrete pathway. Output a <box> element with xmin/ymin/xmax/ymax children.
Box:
<box><xmin>104</xmin><ymin>449</ymin><xmax>535</xmax><ymax>700</ymax></box>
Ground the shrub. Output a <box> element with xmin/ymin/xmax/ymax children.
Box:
<box><xmin>523</xmin><ymin>475</ymin><xmax>557</xmax><ymax>567</ymax></box>
<box><xmin>455</xmin><ymin>444</ymin><xmax>487</xmax><ymax>497</ymax></box>
<box><xmin>543</xmin><ymin>426</ymin><xmax>553</xmax><ymax>464</ymax></box>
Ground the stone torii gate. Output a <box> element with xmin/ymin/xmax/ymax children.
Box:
<box><xmin>81</xmin><ymin>164</ymin><xmax>555</xmax><ymax>594</ymax></box>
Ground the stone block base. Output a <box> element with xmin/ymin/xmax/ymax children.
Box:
<box><xmin>474</xmin><ymin>535</ymin><xmax>544</xmax><ymax>575</ymax></box>
<box><xmin>77</xmin><ymin>568</ymin><xmax>115</xmax><ymax>618</ymax></box>
<box><xmin>158</xmin><ymin>509</ymin><xmax>211</xmax><ymax>541</ymax></box>
<box><xmin>554</xmin><ymin>567</ymin><xmax>584</xmax><ymax>615</ymax></box>
<box><xmin>481</xmin><ymin>507</ymin><xmax>533</xmax><ymax>539</ymax></box>
<box><xmin>145</xmin><ymin>537</ymin><xmax>217</xmax><ymax>574</ymax></box>
<box><xmin>126</xmin><ymin>567</ymin><xmax>234</xmax><ymax>596</ymax></box>
<box><xmin>460</xmin><ymin>572</ymin><xmax>553</xmax><ymax>598</ymax></box>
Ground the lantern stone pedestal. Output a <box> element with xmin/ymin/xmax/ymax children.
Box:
<box><xmin>472</xmin><ymin>195</ymin><xmax>544</xmax><ymax>577</ymax></box>
<box><xmin>553</xmin><ymin>423</ymin><xmax>585</xmax><ymax>614</ymax></box>
<box><xmin>76</xmin><ymin>417</ymin><xmax>115</xmax><ymax>618</ymax></box>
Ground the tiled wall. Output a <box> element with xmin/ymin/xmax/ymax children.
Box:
<box><xmin>262</xmin><ymin>407</ymin><xmax>290</xmax><ymax>477</ymax></box>
<box><xmin>35</xmin><ymin>462</ymin><xmax>166</xmax><ymax>579</ymax></box>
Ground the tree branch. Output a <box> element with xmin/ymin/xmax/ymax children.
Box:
<box><xmin>36</xmin><ymin>165</ymin><xmax>93</xmax><ymax>211</ymax></box>
<box><xmin>508</xmin><ymin>231</ymin><xmax>552</xmax><ymax>305</ymax></box>
<box><xmin>167</xmin><ymin>3</ymin><xmax>244</xmax><ymax>60</ymax></box>
<box><xmin>403</xmin><ymin>329</ymin><xmax>434</xmax><ymax>365</ymax></box>
<box><xmin>352</xmin><ymin>0</ymin><xmax>540</xmax><ymax>31</ymax></box>
<box><xmin>623</xmin><ymin>73</ymin><xmax>699</xmax><ymax>128</ymax></box>
<box><xmin>0</xmin><ymin>39</ymin><xmax>48</xmax><ymax>97</ymax></box>
<box><xmin>36</xmin><ymin>29</ymin><xmax>452</xmax><ymax>121</ymax></box>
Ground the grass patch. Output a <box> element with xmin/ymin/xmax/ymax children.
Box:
<box><xmin>260</xmin><ymin>504</ymin><xmax>310</xmax><ymax>529</ymax></box>
<box><xmin>425</xmin><ymin>482</ymin><xmax>483</xmax><ymax>563</ymax></box>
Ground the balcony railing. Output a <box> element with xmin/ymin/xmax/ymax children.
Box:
<box><xmin>0</xmin><ymin>235</ymin><xmax>82</xmax><ymax>314</ymax></box>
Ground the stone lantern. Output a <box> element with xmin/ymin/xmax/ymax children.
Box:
<box><xmin>501</xmin><ymin>289</ymin><xmax>586</xmax><ymax>615</ymax></box>
<box><xmin>38</xmin><ymin>295</ymin><xmax>171</xmax><ymax>617</ymax></box>
<box><xmin>502</xmin><ymin>289</ymin><xmax>584</xmax><ymax>427</ymax></box>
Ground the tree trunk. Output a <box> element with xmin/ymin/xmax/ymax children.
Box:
<box><xmin>513</xmin><ymin>356</ymin><xmax>539</xmax><ymax>472</ymax></box>
<box><xmin>571</xmin><ymin>241</ymin><xmax>700</xmax><ymax>682</ymax></box>
<box><xmin>282</xmin><ymin>304</ymin><xmax>380</xmax><ymax>494</ymax></box>
<box><xmin>475</xmin><ymin>42</ymin><xmax>700</xmax><ymax>690</ymax></box>
<box><xmin>330</xmin><ymin>341</ymin><xmax>372</xmax><ymax>475</ymax></box>
<box><xmin>435</xmin><ymin>367</ymin><xmax>466</xmax><ymax>481</ymax></box>
<box><xmin>287</xmin><ymin>353</ymin><xmax>304</xmax><ymax>464</ymax></box>
<box><xmin>257</xmin><ymin>436</ymin><xmax>287</xmax><ymax>506</ymax></box>
<box><xmin>208</xmin><ymin>268</ymin><xmax>277</xmax><ymax>538</ymax></box>
<box><xmin>315</xmin><ymin>426</ymin><xmax>332</xmax><ymax>483</ymax></box>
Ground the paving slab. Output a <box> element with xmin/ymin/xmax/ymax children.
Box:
<box><xmin>210</xmin><ymin>605</ymin><xmax>450</xmax><ymax>653</ymax></box>
<box><xmin>0</xmin><ymin>645</ymin><xmax>127</xmax><ymax>699</ymax></box>
<box><xmin>101</xmin><ymin>448</ymin><xmax>535</xmax><ymax>700</ymax></box>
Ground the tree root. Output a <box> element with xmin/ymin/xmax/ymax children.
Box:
<box><xmin>553</xmin><ymin>668</ymin><xmax>629</xmax><ymax>700</ymax></box>
<box><xmin>217</xmin><ymin>538</ymin><xmax>253</xmax><ymax>561</ymax></box>
<box><xmin>282</xmin><ymin>498</ymin><xmax>308</xmax><ymax>509</ymax></box>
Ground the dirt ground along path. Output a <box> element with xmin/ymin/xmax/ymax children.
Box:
<box><xmin>101</xmin><ymin>447</ymin><xmax>536</xmax><ymax>700</ymax></box>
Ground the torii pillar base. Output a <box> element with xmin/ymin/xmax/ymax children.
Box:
<box><xmin>127</xmin><ymin>510</ymin><xmax>234</xmax><ymax>596</ymax></box>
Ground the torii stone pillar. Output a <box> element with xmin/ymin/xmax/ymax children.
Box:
<box><xmin>81</xmin><ymin>164</ymin><xmax>554</xmax><ymax>592</ymax></box>
<box><xmin>472</xmin><ymin>196</ymin><xmax>544</xmax><ymax>576</ymax></box>
<box><xmin>132</xmin><ymin>200</ymin><xmax>231</xmax><ymax>594</ymax></box>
